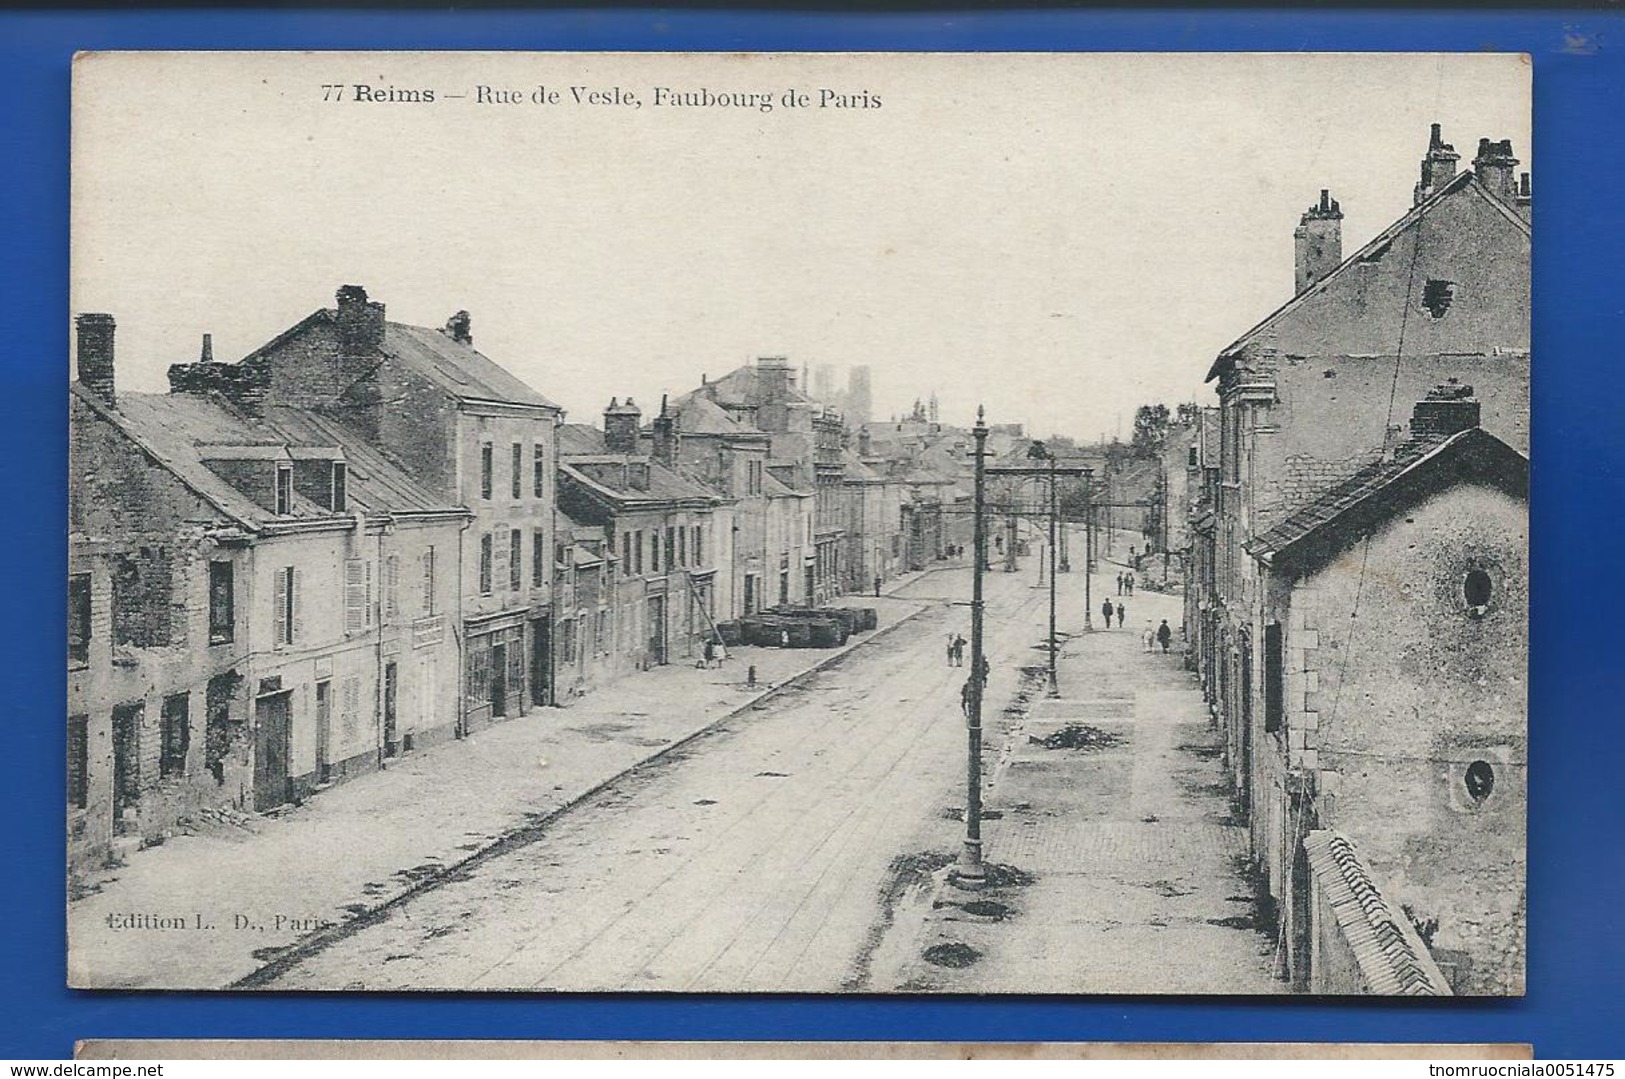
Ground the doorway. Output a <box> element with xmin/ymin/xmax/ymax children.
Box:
<box><xmin>383</xmin><ymin>662</ymin><xmax>398</xmax><ymax>758</ymax></box>
<box><xmin>253</xmin><ymin>691</ymin><xmax>293</xmax><ymax>812</ymax></box>
<box><xmin>647</xmin><ymin>595</ymin><xmax>667</xmax><ymax>665</ymax></box>
<box><xmin>314</xmin><ymin>680</ymin><xmax>331</xmax><ymax>782</ymax></box>
<box><xmin>111</xmin><ymin>702</ymin><xmax>142</xmax><ymax>831</ymax></box>
<box><xmin>530</xmin><ymin>617</ymin><xmax>551</xmax><ymax>707</ymax></box>
<box><xmin>490</xmin><ymin>642</ymin><xmax>508</xmax><ymax>718</ymax></box>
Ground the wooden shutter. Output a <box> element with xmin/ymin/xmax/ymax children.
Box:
<box><xmin>345</xmin><ymin>559</ymin><xmax>366</xmax><ymax>635</ymax></box>
<box><xmin>1264</xmin><ymin>622</ymin><xmax>1284</xmax><ymax>734</ymax></box>
<box><xmin>384</xmin><ymin>554</ymin><xmax>400</xmax><ymax>621</ymax></box>
<box><xmin>290</xmin><ymin>567</ymin><xmax>301</xmax><ymax>644</ymax></box>
<box><xmin>274</xmin><ymin>567</ymin><xmax>289</xmax><ymax>645</ymax></box>
<box><xmin>421</xmin><ymin>547</ymin><xmax>435</xmax><ymax>615</ymax></box>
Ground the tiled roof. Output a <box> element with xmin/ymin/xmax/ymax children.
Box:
<box><xmin>671</xmin><ymin>393</ymin><xmax>761</xmax><ymax>437</ymax></box>
<box><xmin>261</xmin><ymin>406</ymin><xmax>459</xmax><ymax>514</ymax></box>
<box><xmin>383</xmin><ymin>323</ymin><xmax>560</xmax><ymax>410</ymax></box>
<box><xmin>558</xmin><ymin>423</ymin><xmax>610</xmax><ymax>456</ymax></box>
<box><xmin>561</xmin><ymin>458</ymin><xmax>718</xmax><ymax>505</ymax></box>
<box><xmin>1301</xmin><ymin>830</ymin><xmax>1453</xmax><ymax>996</ymax></box>
<box><xmin>1208</xmin><ymin>171</ymin><xmax>1530</xmax><ymax>381</ymax></box>
<box><xmin>1246</xmin><ymin>427</ymin><xmax>1528</xmax><ymax>572</ymax></box>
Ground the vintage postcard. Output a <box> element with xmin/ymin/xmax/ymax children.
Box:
<box><xmin>67</xmin><ymin>51</ymin><xmax>1529</xmax><ymax>994</ymax></box>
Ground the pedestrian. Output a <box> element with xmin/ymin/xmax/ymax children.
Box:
<box><xmin>1116</xmin><ymin>601</ymin><xmax>1125</xmax><ymax>627</ymax></box>
<box><xmin>1116</xmin><ymin>572</ymin><xmax>1124</xmax><ymax>596</ymax></box>
<box><xmin>1101</xmin><ymin>598</ymin><xmax>1115</xmax><ymax>629</ymax></box>
<box><xmin>1142</xmin><ymin>620</ymin><xmax>1155</xmax><ymax>653</ymax></box>
<box><xmin>1126</xmin><ymin>572</ymin><xmax>1134</xmax><ymax>596</ymax></box>
<box><xmin>874</xmin><ymin>574</ymin><xmax>882</xmax><ymax>597</ymax></box>
<box><xmin>703</xmin><ymin>637</ymin><xmax>717</xmax><ymax>668</ymax></box>
<box><xmin>953</xmin><ymin>634</ymin><xmax>967</xmax><ymax>667</ymax></box>
<box><xmin>1157</xmin><ymin>619</ymin><xmax>1172</xmax><ymax>653</ymax></box>
<box><xmin>946</xmin><ymin>633</ymin><xmax>956</xmax><ymax>666</ymax></box>
<box><xmin>960</xmin><ymin>676</ymin><xmax>975</xmax><ymax>718</ymax></box>
<box><xmin>780</xmin><ymin>627</ymin><xmax>791</xmax><ymax>649</ymax></box>
<box><xmin>978</xmin><ymin>655</ymin><xmax>990</xmax><ymax>687</ymax></box>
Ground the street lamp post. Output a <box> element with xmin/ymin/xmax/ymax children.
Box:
<box><xmin>1083</xmin><ymin>471</ymin><xmax>1094</xmax><ymax>630</ymax></box>
<box><xmin>1046</xmin><ymin>453</ymin><xmax>1059</xmax><ymax>697</ymax></box>
<box><xmin>953</xmin><ymin>406</ymin><xmax>990</xmax><ymax>888</ymax></box>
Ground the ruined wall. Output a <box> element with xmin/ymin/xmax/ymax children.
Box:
<box><xmin>1296</xmin><ymin>482</ymin><xmax>1527</xmax><ymax>995</ymax></box>
<box><xmin>68</xmin><ymin>397</ymin><xmax>253</xmax><ymax>875</ymax></box>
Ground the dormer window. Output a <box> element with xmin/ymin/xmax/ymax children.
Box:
<box><xmin>331</xmin><ymin>462</ymin><xmax>348</xmax><ymax>513</ymax></box>
<box><xmin>275</xmin><ymin>464</ymin><xmax>293</xmax><ymax>515</ymax></box>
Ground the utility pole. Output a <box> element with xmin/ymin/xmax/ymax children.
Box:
<box><xmin>953</xmin><ymin>406</ymin><xmax>989</xmax><ymax>888</ymax></box>
<box><xmin>1083</xmin><ymin>470</ymin><xmax>1094</xmax><ymax>630</ymax></box>
<box><xmin>1046</xmin><ymin>452</ymin><xmax>1059</xmax><ymax>697</ymax></box>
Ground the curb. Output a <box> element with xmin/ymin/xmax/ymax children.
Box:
<box><xmin>229</xmin><ymin>600</ymin><xmax>937</xmax><ymax>989</ymax></box>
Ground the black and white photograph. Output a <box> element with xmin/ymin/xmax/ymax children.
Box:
<box><xmin>67</xmin><ymin>51</ymin><xmax>1529</xmax><ymax>996</ymax></box>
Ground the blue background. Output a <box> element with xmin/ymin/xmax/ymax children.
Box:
<box><xmin>4</xmin><ymin>9</ymin><xmax>1622</xmax><ymax>1061</ymax></box>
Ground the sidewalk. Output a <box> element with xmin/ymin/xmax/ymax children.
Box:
<box><xmin>69</xmin><ymin>579</ymin><xmax>937</xmax><ymax>990</ymax></box>
<box><xmin>874</xmin><ymin>565</ymin><xmax>1284</xmax><ymax>994</ymax></box>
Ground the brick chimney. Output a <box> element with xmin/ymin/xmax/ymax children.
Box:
<box><xmin>1413</xmin><ymin>123</ymin><xmax>1461</xmax><ymax>206</ymax></box>
<box><xmin>442</xmin><ymin>310</ymin><xmax>472</xmax><ymax>345</ymax></box>
<box><xmin>604</xmin><ymin>396</ymin><xmax>642</xmax><ymax>455</ymax></box>
<box><xmin>199</xmin><ymin>333</ymin><xmax>214</xmax><ymax>363</ymax></box>
<box><xmin>334</xmin><ymin>284</ymin><xmax>385</xmax><ymax>354</ymax></box>
<box><xmin>75</xmin><ymin>313</ymin><xmax>117</xmax><ymax>405</ymax></box>
<box><xmin>858</xmin><ymin>425</ymin><xmax>873</xmax><ymax>457</ymax></box>
<box><xmin>1472</xmin><ymin>138</ymin><xmax>1519</xmax><ymax>200</ymax></box>
<box><xmin>651</xmin><ymin>394</ymin><xmax>679</xmax><ymax>469</ymax></box>
<box><xmin>1410</xmin><ymin>380</ymin><xmax>1481</xmax><ymax>441</ymax></box>
<box><xmin>756</xmin><ymin>356</ymin><xmax>792</xmax><ymax>401</ymax></box>
<box><xmin>1293</xmin><ymin>189</ymin><xmax>1343</xmax><ymax>294</ymax></box>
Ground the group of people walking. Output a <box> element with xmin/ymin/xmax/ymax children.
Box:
<box><xmin>1116</xmin><ymin>571</ymin><xmax>1135</xmax><ymax>596</ymax></box>
<box><xmin>1100</xmin><ymin>598</ymin><xmax>1127</xmax><ymax>629</ymax></box>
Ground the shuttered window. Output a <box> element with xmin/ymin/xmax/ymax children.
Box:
<box><xmin>509</xmin><ymin>530</ymin><xmax>523</xmax><ymax>591</ymax></box>
<box><xmin>533</xmin><ymin>528</ymin><xmax>547</xmax><ymax>587</ymax></box>
<box><xmin>345</xmin><ymin>559</ymin><xmax>367</xmax><ymax>635</ymax></box>
<box><xmin>421</xmin><ymin>546</ymin><xmax>436</xmax><ymax>616</ymax></box>
<box><xmin>511</xmin><ymin>443</ymin><xmax>523</xmax><ymax>500</ymax></box>
<box><xmin>533</xmin><ymin>442</ymin><xmax>547</xmax><ymax>497</ymax></box>
<box><xmin>479</xmin><ymin>535</ymin><xmax>493</xmax><ymax>595</ymax></box>
<box><xmin>384</xmin><ymin>554</ymin><xmax>400</xmax><ymax>621</ymax></box>
<box><xmin>480</xmin><ymin>444</ymin><xmax>493</xmax><ymax>500</ymax></box>
<box><xmin>273</xmin><ymin>566</ymin><xmax>296</xmax><ymax>645</ymax></box>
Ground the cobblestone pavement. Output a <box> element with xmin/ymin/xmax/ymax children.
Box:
<box><xmin>870</xmin><ymin>550</ymin><xmax>1287</xmax><ymax>994</ymax></box>
<box><xmin>68</xmin><ymin>567</ymin><xmax>951</xmax><ymax>990</ymax></box>
<box><xmin>255</xmin><ymin>567</ymin><xmax>1047</xmax><ymax>991</ymax></box>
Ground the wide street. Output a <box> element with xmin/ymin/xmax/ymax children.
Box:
<box><xmin>264</xmin><ymin>564</ymin><xmax>1046</xmax><ymax>991</ymax></box>
<box><xmin>261</xmin><ymin>538</ymin><xmax>1275</xmax><ymax>994</ymax></box>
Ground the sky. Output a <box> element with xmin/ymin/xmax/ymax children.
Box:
<box><xmin>72</xmin><ymin>51</ymin><xmax>1530</xmax><ymax>441</ymax></box>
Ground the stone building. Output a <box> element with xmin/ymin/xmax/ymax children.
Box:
<box><xmin>1243</xmin><ymin>392</ymin><xmax>1527</xmax><ymax>995</ymax></box>
<box><xmin>69</xmin><ymin>316</ymin><xmax>467</xmax><ymax>875</ymax></box>
<box><xmin>1189</xmin><ymin>125</ymin><xmax>1531</xmax><ymax>993</ymax></box>
<box><xmin>555</xmin><ymin>405</ymin><xmax>726</xmax><ymax>688</ymax></box>
<box><xmin>176</xmin><ymin>287</ymin><xmax>565</xmax><ymax>729</ymax></box>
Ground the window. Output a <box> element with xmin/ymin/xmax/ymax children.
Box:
<box><xmin>479</xmin><ymin>534</ymin><xmax>494</xmax><ymax>594</ymax></box>
<box><xmin>480</xmin><ymin>443</ymin><xmax>493</xmax><ymax>500</ymax></box>
<box><xmin>668</xmin><ymin>527</ymin><xmax>679</xmax><ymax>568</ymax></box>
<box><xmin>621</xmin><ymin>532</ymin><xmax>632</xmax><ymax>575</ymax></box>
<box><xmin>693</xmin><ymin>525</ymin><xmax>703</xmax><ymax>566</ymax></box>
<box><xmin>533</xmin><ymin>442</ymin><xmax>547</xmax><ymax>498</ymax></box>
<box><xmin>331</xmin><ymin>462</ymin><xmax>348</xmax><ymax>513</ymax></box>
<box><xmin>634</xmin><ymin>531</ymin><xmax>644</xmax><ymax>575</ymax></box>
<box><xmin>533</xmin><ymin>528</ymin><xmax>548</xmax><ymax>587</ymax></box>
<box><xmin>1263</xmin><ymin>622</ymin><xmax>1284</xmax><ymax>734</ymax></box>
<box><xmin>68</xmin><ymin>715</ymin><xmax>89</xmax><ymax>809</ymax></box>
<box><xmin>112</xmin><ymin>549</ymin><xmax>173</xmax><ymax>648</ymax></box>
<box><xmin>651</xmin><ymin>531</ymin><xmax>661</xmax><ymax>573</ymax></box>
<box><xmin>559</xmin><ymin>618</ymin><xmax>577</xmax><ymax>665</ymax></box>
<box><xmin>275</xmin><ymin>464</ymin><xmax>293</xmax><ymax>515</ymax></box>
<box><xmin>68</xmin><ymin>573</ymin><xmax>90</xmax><ymax>667</ymax></box>
<box><xmin>1464</xmin><ymin>568</ymin><xmax>1493</xmax><ymax>617</ymax></box>
<box><xmin>208</xmin><ymin>561</ymin><xmax>234</xmax><ymax>643</ymax></box>
<box><xmin>383</xmin><ymin>554</ymin><xmax>400</xmax><ymax>621</ymax></box>
<box><xmin>420</xmin><ymin>546</ymin><xmax>437</xmax><ymax>615</ymax></box>
<box><xmin>746</xmin><ymin>459</ymin><xmax>763</xmax><ymax>495</ymax></box>
<box><xmin>509</xmin><ymin>529</ymin><xmax>523</xmax><ymax>591</ymax></box>
<box><xmin>273</xmin><ymin>566</ymin><xmax>296</xmax><ymax>644</ymax></box>
<box><xmin>596</xmin><ymin>610</ymin><xmax>609</xmax><ymax>653</ymax></box>
<box><xmin>160</xmin><ymin>693</ymin><xmax>190</xmax><ymax>778</ymax></box>
<box><xmin>344</xmin><ymin>559</ymin><xmax>373</xmax><ymax>635</ymax></box>
<box><xmin>1421</xmin><ymin>279</ymin><xmax>1456</xmax><ymax>319</ymax></box>
<box><xmin>511</xmin><ymin>442</ymin><xmax>523</xmax><ymax>499</ymax></box>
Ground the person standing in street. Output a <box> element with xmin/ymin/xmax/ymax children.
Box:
<box><xmin>1101</xmin><ymin>598</ymin><xmax>1115</xmax><ymax>628</ymax></box>
<box><xmin>946</xmin><ymin>633</ymin><xmax>957</xmax><ymax>666</ymax></box>
<box><xmin>1157</xmin><ymin>619</ymin><xmax>1172</xmax><ymax>653</ymax></box>
<box><xmin>953</xmin><ymin>634</ymin><xmax>967</xmax><ymax>666</ymax></box>
<box><xmin>1116</xmin><ymin>572</ymin><xmax>1124</xmax><ymax>596</ymax></box>
<box><xmin>1142</xmin><ymin>620</ymin><xmax>1155</xmax><ymax>653</ymax></box>
<box><xmin>874</xmin><ymin>574</ymin><xmax>882</xmax><ymax>597</ymax></box>
<box><xmin>1116</xmin><ymin>601</ymin><xmax>1125</xmax><ymax>628</ymax></box>
<box><xmin>1126</xmin><ymin>572</ymin><xmax>1135</xmax><ymax>596</ymax></box>
<box><xmin>978</xmin><ymin>654</ymin><xmax>990</xmax><ymax>687</ymax></box>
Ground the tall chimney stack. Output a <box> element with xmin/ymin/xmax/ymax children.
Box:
<box><xmin>651</xmin><ymin>394</ymin><xmax>680</xmax><ymax>469</ymax></box>
<box><xmin>199</xmin><ymin>333</ymin><xmax>214</xmax><ymax>363</ymax></box>
<box><xmin>1413</xmin><ymin>122</ymin><xmax>1461</xmax><ymax>206</ymax></box>
<box><xmin>603</xmin><ymin>396</ymin><xmax>643</xmax><ymax>455</ymax></box>
<box><xmin>75</xmin><ymin>313</ymin><xmax>117</xmax><ymax>406</ymax></box>
<box><xmin>1293</xmin><ymin>189</ymin><xmax>1343</xmax><ymax>295</ymax></box>
<box><xmin>1472</xmin><ymin>138</ymin><xmax>1519</xmax><ymax>200</ymax></box>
